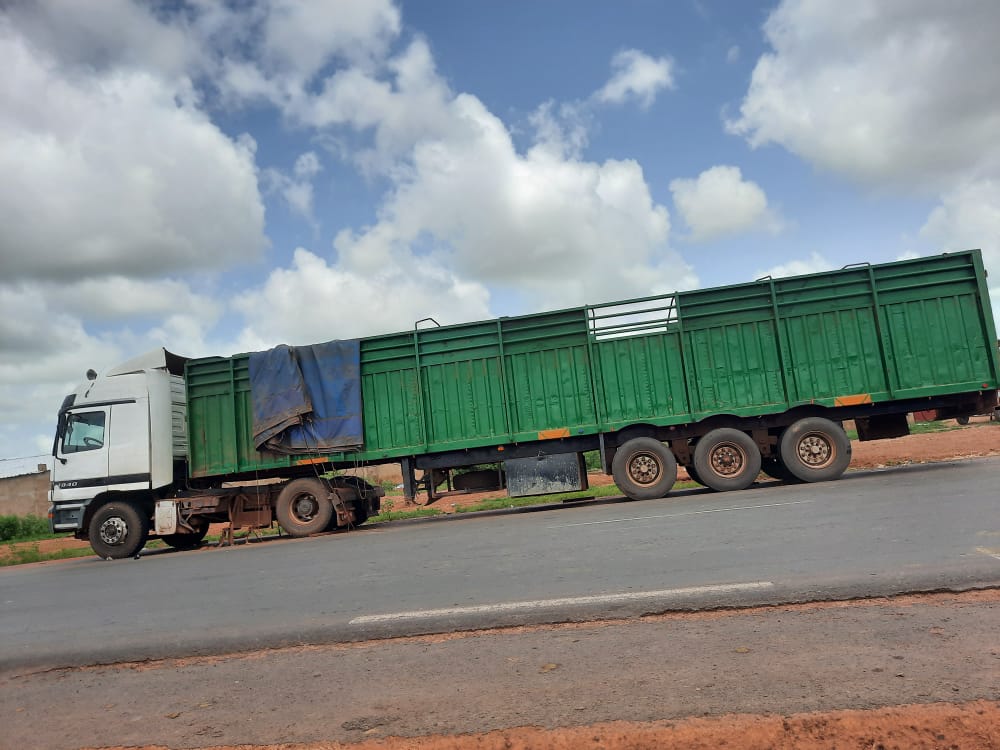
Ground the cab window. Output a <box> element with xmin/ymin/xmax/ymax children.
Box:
<box><xmin>62</xmin><ymin>412</ymin><xmax>106</xmax><ymax>453</ymax></box>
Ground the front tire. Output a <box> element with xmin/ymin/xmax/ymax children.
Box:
<box><xmin>276</xmin><ymin>478</ymin><xmax>334</xmax><ymax>537</ymax></box>
<box><xmin>88</xmin><ymin>501</ymin><xmax>150</xmax><ymax>559</ymax></box>
<box><xmin>611</xmin><ymin>437</ymin><xmax>677</xmax><ymax>501</ymax></box>
<box><xmin>778</xmin><ymin>417</ymin><xmax>851</xmax><ymax>483</ymax></box>
<box><xmin>692</xmin><ymin>428</ymin><xmax>761</xmax><ymax>492</ymax></box>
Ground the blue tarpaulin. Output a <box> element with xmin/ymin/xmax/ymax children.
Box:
<box><xmin>248</xmin><ymin>340</ymin><xmax>363</xmax><ymax>454</ymax></box>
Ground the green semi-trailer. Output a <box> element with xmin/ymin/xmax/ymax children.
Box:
<box><xmin>50</xmin><ymin>250</ymin><xmax>999</xmax><ymax>558</ymax></box>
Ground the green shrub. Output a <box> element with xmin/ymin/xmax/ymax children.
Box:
<box><xmin>0</xmin><ymin>514</ymin><xmax>55</xmax><ymax>542</ymax></box>
<box><xmin>0</xmin><ymin>516</ymin><xmax>19</xmax><ymax>542</ymax></box>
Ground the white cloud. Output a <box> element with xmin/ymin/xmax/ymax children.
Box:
<box><xmin>670</xmin><ymin>165</ymin><xmax>781</xmax><ymax>242</ymax></box>
<box><xmin>0</xmin><ymin>20</ymin><xmax>266</xmax><ymax>282</ymax></box>
<box><xmin>261</xmin><ymin>0</ymin><xmax>400</xmax><ymax>78</ymax></box>
<box><xmin>233</xmin><ymin>248</ymin><xmax>492</xmax><ymax>348</ymax></box>
<box><xmin>726</xmin><ymin>45</ymin><xmax>740</xmax><ymax>64</ymax></box>
<box><xmin>755</xmin><ymin>252</ymin><xmax>833</xmax><ymax>280</ymax></box>
<box><xmin>920</xmin><ymin>179</ymin><xmax>1000</xmax><ymax>312</ymax></box>
<box><xmin>595</xmin><ymin>49</ymin><xmax>675</xmax><ymax>109</ymax></box>
<box><xmin>294</xmin><ymin>152</ymin><xmax>322</xmax><ymax>179</ymax></box>
<box><xmin>264</xmin><ymin>151</ymin><xmax>324</xmax><ymax>220</ymax></box>
<box><xmin>329</xmin><ymin>91</ymin><xmax>691</xmax><ymax>310</ymax></box>
<box><xmin>727</xmin><ymin>0</ymin><xmax>1000</xmax><ymax>190</ymax></box>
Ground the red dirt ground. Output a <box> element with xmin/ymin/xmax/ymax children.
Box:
<box><xmin>85</xmin><ymin>701</ymin><xmax>1000</xmax><ymax>750</ymax></box>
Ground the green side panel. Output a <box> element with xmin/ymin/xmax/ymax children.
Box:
<box><xmin>780</xmin><ymin>308</ymin><xmax>886</xmax><ymax>401</ymax></box>
<box><xmin>360</xmin><ymin>333</ymin><xmax>423</xmax><ymax>451</ymax></box>
<box><xmin>773</xmin><ymin>268</ymin><xmax>887</xmax><ymax>401</ymax></box>
<box><xmin>505</xmin><ymin>345</ymin><xmax>596</xmax><ymax>434</ymax></box>
<box><xmin>682</xmin><ymin>320</ymin><xmax>785</xmax><ymax>414</ymax></box>
<box><xmin>501</xmin><ymin>310</ymin><xmax>596</xmax><ymax>435</ymax></box>
<box><xmin>672</xmin><ymin>282</ymin><xmax>785</xmax><ymax>414</ymax></box>
<box><xmin>594</xmin><ymin>333</ymin><xmax>688</xmax><ymax>424</ymax></box>
<box><xmin>874</xmin><ymin>253</ymin><xmax>996</xmax><ymax>393</ymax></box>
<box><xmin>424</xmin><ymin>357</ymin><xmax>507</xmax><ymax>444</ymax></box>
<box><xmin>186</xmin><ymin>354</ymin><xmax>266</xmax><ymax>477</ymax></box>
<box><xmin>186</xmin><ymin>357</ymin><xmax>239</xmax><ymax>477</ymax></box>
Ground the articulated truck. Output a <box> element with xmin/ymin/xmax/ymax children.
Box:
<box><xmin>49</xmin><ymin>250</ymin><xmax>999</xmax><ymax>558</ymax></box>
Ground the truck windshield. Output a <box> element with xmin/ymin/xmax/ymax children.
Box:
<box><xmin>62</xmin><ymin>411</ymin><xmax>106</xmax><ymax>453</ymax></box>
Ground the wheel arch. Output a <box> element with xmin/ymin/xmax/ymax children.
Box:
<box><xmin>80</xmin><ymin>490</ymin><xmax>155</xmax><ymax>536</ymax></box>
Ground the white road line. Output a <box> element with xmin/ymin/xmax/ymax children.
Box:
<box><xmin>546</xmin><ymin>499</ymin><xmax>814</xmax><ymax>528</ymax></box>
<box><xmin>349</xmin><ymin>581</ymin><xmax>774</xmax><ymax>625</ymax></box>
<box><xmin>975</xmin><ymin>546</ymin><xmax>1000</xmax><ymax>561</ymax></box>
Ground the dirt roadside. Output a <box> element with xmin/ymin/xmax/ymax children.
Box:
<box><xmin>4</xmin><ymin>591</ymin><xmax>998</xmax><ymax>750</ymax></box>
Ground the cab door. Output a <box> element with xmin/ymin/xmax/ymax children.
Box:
<box><xmin>52</xmin><ymin>407</ymin><xmax>110</xmax><ymax>503</ymax></box>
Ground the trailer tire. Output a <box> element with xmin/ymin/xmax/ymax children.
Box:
<box><xmin>161</xmin><ymin>523</ymin><xmax>209</xmax><ymax>550</ymax></box>
<box><xmin>88</xmin><ymin>501</ymin><xmax>150</xmax><ymax>559</ymax></box>
<box><xmin>760</xmin><ymin>456</ymin><xmax>802</xmax><ymax>483</ymax></box>
<box><xmin>611</xmin><ymin>437</ymin><xmax>677</xmax><ymax>501</ymax></box>
<box><xmin>693</xmin><ymin>428</ymin><xmax>761</xmax><ymax>492</ymax></box>
<box><xmin>778</xmin><ymin>417</ymin><xmax>851</xmax><ymax>483</ymax></box>
<box><xmin>276</xmin><ymin>478</ymin><xmax>334</xmax><ymax>537</ymax></box>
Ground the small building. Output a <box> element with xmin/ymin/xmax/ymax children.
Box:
<box><xmin>0</xmin><ymin>464</ymin><xmax>50</xmax><ymax>518</ymax></box>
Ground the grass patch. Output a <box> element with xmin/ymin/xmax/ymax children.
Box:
<box><xmin>909</xmin><ymin>420</ymin><xmax>962</xmax><ymax>434</ymax></box>
<box><xmin>370</xmin><ymin>506</ymin><xmax>443</xmax><ymax>523</ymax></box>
<box><xmin>0</xmin><ymin>515</ymin><xmax>58</xmax><ymax>543</ymax></box>
<box><xmin>1</xmin><ymin>543</ymin><xmax>93</xmax><ymax>567</ymax></box>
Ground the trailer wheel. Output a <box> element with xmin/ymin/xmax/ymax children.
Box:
<box><xmin>611</xmin><ymin>437</ymin><xmax>677</xmax><ymax>500</ymax></box>
<box><xmin>778</xmin><ymin>417</ymin><xmax>851</xmax><ymax>482</ymax></box>
<box><xmin>161</xmin><ymin>523</ymin><xmax>209</xmax><ymax>550</ymax></box>
<box><xmin>88</xmin><ymin>501</ymin><xmax>150</xmax><ymax>559</ymax></box>
<box><xmin>276</xmin><ymin>478</ymin><xmax>334</xmax><ymax>537</ymax></box>
<box><xmin>692</xmin><ymin>428</ymin><xmax>761</xmax><ymax>492</ymax></box>
<box><xmin>760</xmin><ymin>456</ymin><xmax>802</xmax><ymax>483</ymax></box>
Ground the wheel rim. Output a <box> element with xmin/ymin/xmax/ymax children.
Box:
<box><xmin>709</xmin><ymin>442</ymin><xmax>747</xmax><ymax>478</ymax></box>
<box><xmin>627</xmin><ymin>452</ymin><xmax>661</xmax><ymax>486</ymax></box>
<box><xmin>99</xmin><ymin>517</ymin><xmax>128</xmax><ymax>546</ymax></box>
<box><xmin>797</xmin><ymin>432</ymin><xmax>834</xmax><ymax>469</ymax></box>
<box><xmin>291</xmin><ymin>493</ymin><xmax>319</xmax><ymax>522</ymax></box>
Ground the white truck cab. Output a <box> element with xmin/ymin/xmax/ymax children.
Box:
<box><xmin>49</xmin><ymin>350</ymin><xmax>188</xmax><ymax>549</ymax></box>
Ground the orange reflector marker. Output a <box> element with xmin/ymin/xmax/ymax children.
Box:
<box><xmin>295</xmin><ymin>457</ymin><xmax>328</xmax><ymax>466</ymax></box>
<box><xmin>537</xmin><ymin>427</ymin><xmax>571</xmax><ymax>440</ymax></box>
<box><xmin>834</xmin><ymin>393</ymin><xmax>872</xmax><ymax>407</ymax></box>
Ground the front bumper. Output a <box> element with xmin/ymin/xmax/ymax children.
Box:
<box><xmin>49</xmin><ymin>502</ymin><xmax>86</xmax><ymax>533</ymax></box>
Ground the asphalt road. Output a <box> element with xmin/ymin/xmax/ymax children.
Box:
<box><xmin>2</xmin><ymin>459</ymin><xmax>999</xmax><ymax>672</ymax></box>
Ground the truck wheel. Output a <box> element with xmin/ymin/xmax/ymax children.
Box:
<box><xmin>778</xmin><ymin>417</ymin><xmax>851</xmax><ymax>482</ymax></box>
<box><xmin>89</xmin><ymin>501</ymin><xmax>150</xmax><ymax>559</ymax></box>
<box><xmin>760</xmin><ymin>456</ymin><xmax>802</xmax><ymax>483</ymax></box>
<box><xmin>956</xmin><ymin>416</ymin><xmax>970</xmax><ymax>425</ymax></box>
<box><xmin>693</xmin><ymin>428</ymin><xmax>761</xmax><ymax>492</ymax></box>
<box><xmin>611</xmin><ymin>437</ymin><xmax>677</xmax><ymax>501</ymax></box>
<box><xmin>161</xmin><ymin>523</ymin><xmax>209</xmax><ymax>550</ymax></box>
<box><xmin>276</xmin><ymin>478</ymin><xmax>334</xmax><ymax>537</ymax></box>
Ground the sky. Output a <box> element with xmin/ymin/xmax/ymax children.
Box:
<box><xmin>2</xmin><ymin>0</ymin><xmax>1000</xmax><ymax>471</ymax></box>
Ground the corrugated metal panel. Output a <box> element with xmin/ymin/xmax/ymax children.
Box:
<box><xmin>594</xmin><ymin>332</ymin><xmax>688</xmax><ymax>425</ymax></box>
<box><xmin>185</xmin><ymin>250</ymin><xmax>1000</xmax><ymax>479</ymax></box>
<box><xmin>169</xmin><ymin>374</ymin><xmax>188</xmax><ymax>458</ymax></box>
